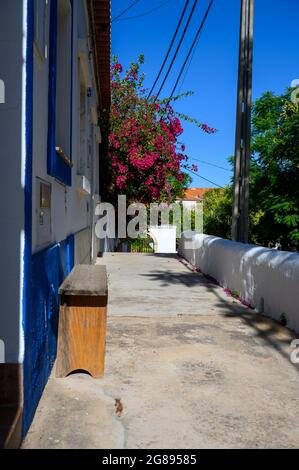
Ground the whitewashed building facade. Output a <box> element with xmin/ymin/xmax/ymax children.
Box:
<box><xmin>0</xmin><ymin>0</ymin><xmax>111</xmax><ymax>447</ymax></box>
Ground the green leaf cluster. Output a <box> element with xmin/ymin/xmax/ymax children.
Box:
<box><xmin>202</xmin><ymin>89</ymin><xmax>299</xmax><ymax>251</ymax></box>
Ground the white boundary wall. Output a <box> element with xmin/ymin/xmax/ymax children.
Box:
<box><xmin>179</xmin><ymin>232</ymin><xmax>299</xmax><ymax>332</ymax></box>
<box><xmin>149</xmin><ymin>225</ymin><xmax>177</xmax><ymax>253</ymax></box>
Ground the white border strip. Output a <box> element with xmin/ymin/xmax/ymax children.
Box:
<box><xmin>19</xmin><ymin>0</ymin><xmax>28</xmax><ymax>363</ymax></box>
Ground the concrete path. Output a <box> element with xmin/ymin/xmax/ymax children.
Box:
<box><xmin>23</xmin><ymin>254</ymin><xmax>299</xmax><ymax>449</ymax></box>
<box><xmin>99</xmin><ymin>253</ymin><xmax>244</xmax><ymax>317</ymax></box>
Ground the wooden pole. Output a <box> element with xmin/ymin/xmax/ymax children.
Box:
<box><xmin>232</xmin><ymin>0</ymin><xmax>254</xmax><ymax>243</ymax></box>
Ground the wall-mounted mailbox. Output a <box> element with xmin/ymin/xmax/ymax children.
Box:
<box><xmin>36</xmin><ymin>178</ymin><xmax>51</xmax><ymax>247</ymax></box>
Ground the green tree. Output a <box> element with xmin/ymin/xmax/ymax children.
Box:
<box><xmin>202</xmin><ymin>89</ymin><xmax>299</xmax><ymax>250</ymax></box>
<box><xmin>250</xmin><ymin>90</ymin><xmax>299</xmax><ymax>249</ymax></box>
<box><xmin>104</xmin><ymin>55</ymin><xmax>216</xmax><ymax>204</ymax></box>
<box><xmin>203</xmin><ymin>187</ymin><xmax>232</xmax><ymax>239</ymax></box>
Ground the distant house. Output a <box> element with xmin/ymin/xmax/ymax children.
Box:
<box><xmin>0</xmin><ymin>0</ymin><xmax>111</xmax><ymax>447</ymax></box>
<box><xmin>177</xmin><ymin>188</ymin><xmax>212</xmax><ymax>210</ymax></box>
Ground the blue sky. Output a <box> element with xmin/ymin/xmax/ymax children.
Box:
<box><xmin>111</xmin><ymin>0</ymin><xmax>299</xmax><ymax>188</ymax></box>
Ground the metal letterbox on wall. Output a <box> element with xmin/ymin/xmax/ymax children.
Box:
<box><xmin>36</xmin><ymin>178</ymin><xmax>52</xmax><ymax>247</ymax></box>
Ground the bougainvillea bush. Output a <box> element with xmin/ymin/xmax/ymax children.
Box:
<box><xmin>108</xmin><ymin>55</ymin><xmax>216</xmax><ymax>204</ymax></box>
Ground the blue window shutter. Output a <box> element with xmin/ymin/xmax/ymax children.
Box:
<box><xmin>47</xmin><ymin>0</ymin><xmax>72</xmax><ymax>186</ymax></box>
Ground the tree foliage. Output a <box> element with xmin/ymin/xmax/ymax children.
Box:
<box><xmin>107</xmin><ymin>55</ymin><xmax>216</xmax><ymax>204</ymax></box>
<box><xmin>203</xmin><ymin>187</ymin><xmax>233</xmax><ymax>239</ymax></box>
<box><xmin>250</xmin><ymin>90</ymin><xmax>299</xmax><ymax>248</ymax></box>
<box><xmin>202</xmin><ymin>89</ymin><xmax>299</xmax><ymax>250</ymax></box>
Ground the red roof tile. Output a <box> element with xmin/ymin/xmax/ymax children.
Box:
<box><xmin>183</xmin><ymin>188</ymin><xmax>212</xmax><ymax>201</ymax></box>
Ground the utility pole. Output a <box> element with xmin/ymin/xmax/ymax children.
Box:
<box><xmin>232</xmin><ymin>0</ymin><xmax>254</xmax><ymax>243</ymax></box>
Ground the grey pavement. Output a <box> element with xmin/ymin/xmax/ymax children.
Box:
<box><xmin>22</xmin><ymin>254</ymin><xmax>299</xmax><ymax>449</ymax></box>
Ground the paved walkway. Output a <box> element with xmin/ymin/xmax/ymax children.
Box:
<box><xmin>23</xmin><ymin>254</ymin><xmax>299</xmax><ymax>449</ymax></box>
<box><xmin>101</xmin><ymin>253</ymin><xmax>239</xmax><ymax>317</ymax></box>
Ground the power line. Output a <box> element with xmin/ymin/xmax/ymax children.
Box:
<box><xmin>177</xmin><ymin>27</ymin><xmax>200</xmax><ymax>94</ymax></box>
<box><xmin>114</xmin><ymin>0</ymin><xmax>171</xmax><ymax>22</ymax></box>
<box><xmin>148</xmin><ymin>0</ymin><xmax>190</xmax><ymax>99</ymax></box>
<box><xmin>189</xmin><ymin>156</ymin><xmax>232</xmax><ymax>172</ymax></box>
<box><xmin>184</xmin><ymin>167</ymin><xmax>224</xmax><ymax>188</ymax></box>
<box><xmin>112</xmin><ymin>0</ymin><xmax>141</xmax><ymax>23</ymax></box>
<box><xmin>170</xmin><ymin>0</ymin><xmax>214</xmax><ymax>99</ymax></box>
<box><xmin>155</xmin><ymin>0</ymin><xmax>198</xmax><ymax>100</ymax></box>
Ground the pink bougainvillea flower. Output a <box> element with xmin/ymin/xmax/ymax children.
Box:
<box><xmin>118</xmin><ymin>164</ymin><xmax>128</xmax><ymax>174</ymax></box>
<box><xmin>201</xmin><ymin>123</ymin><xmax>217</xmax><ymax>134</ymax></box>
<box><xmin>107</xmin><ymin>56</ymin><xmax>217</xmax><ymax>203</ymax></box>
<box><xmin>116</xmin><ymin>175</ymin><xmax>127</xmax><ymax>189</ymax></box>
<box><xmin>224</xmin><ymin>288</ymin><xmax>232</xmax><ymax>297</ymax></box>
<box><xmin>112</xmin><ymin>63</ymin><xmax>123</xmax><ymax>73</ymax></box>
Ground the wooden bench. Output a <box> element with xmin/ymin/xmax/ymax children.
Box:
<box><xmin>56</xmin><ymin>265</ymin><xmax>108</xmax><ymax>378</ymax></box>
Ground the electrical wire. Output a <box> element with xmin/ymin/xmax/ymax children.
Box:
<box><xmin>170</xmin><ymin>0</ymin><xmax>214</xmax><ymax>99</ymax></box>
<box><xmin>177</xmin><ymin>29</ymin><xmax>200</xmax><ymax>94</ymax></box>
<box><xmin>114</xmin><ymin>0</ymin><xmax>171</xmax><ymax>22</ymax></box>
<box><xmin>148</xmin><ymin>0</ymin><xmax>190</xmax><ymax>99</ymax></box>
<box><xmin>189</xmin><ymin>156</ymin><xmax>232</xmax><ymax>172</ymax></box>
<box><xmin>184</xmin><ymin>167</ymin><xmax>224</xmax><ymax>188</ymax></box>
<box><xmin>155</xmin><ymin>0</ymin><xmax>198</xmax><ymax>100</ymax></box>
<box><xmin>112</xmin><ymin>0</ymin><xmax>141</xmax><ymax>23</ymax></box>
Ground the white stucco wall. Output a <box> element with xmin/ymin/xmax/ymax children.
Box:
<box><xmin>183</xmin><ymin>200</ymin><xmax>197</xmax><ymax>210</ymax></box>
<box><xmin>0</xmin><ymin>0</ymin><xmax>102</xmax><ymax>363</ymax></box>
<box><xmin>179</xmin><ymin>232</ymin><xmax>299</xmax><ymax>332</ymax></box>
<box><xmin>149</xmin><ymin>226</ymin><xmax>177</xmax><ymax>253</ymax></box>
<box><xmin>74</xmin><ymin>227</ymin><xmax>91</xmax><ymax>264</ymax></box>
<box><xmin>32</xmin><ymin>0</ymin><xmax>100</xmax><ymax>260</ymax></box>
<box><xmin>0</xmin><ymin>1</ymin><xmax>24</xmax><ymax>363</ymax></box>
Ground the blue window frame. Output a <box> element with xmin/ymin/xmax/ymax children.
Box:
<box><xmin>47</xmin><ymin>0</ymin><xmax>73</xmax><ymax>186</ymax></box>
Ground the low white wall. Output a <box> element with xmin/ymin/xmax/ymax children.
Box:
<box><xmin>179</xmin><ymin>232</ymin><xmax>299</xmax><ymax>332</ymax></box>
<box><xmin>149</xmin><ymin>225</ymin><xmax>177</xmax><ymax>253</ymax></box>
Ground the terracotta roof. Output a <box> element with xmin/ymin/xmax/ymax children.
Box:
<box><xmin>92</xmin><ymin>0</ymin><xmax>111</xmax><ymax>111</ymax></box>
<box><xmin>183</xmin><ymin>188</ymin><xmax>212</xmax><ymax>201</ymax></box>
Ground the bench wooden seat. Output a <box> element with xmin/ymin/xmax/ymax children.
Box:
<box><xmin>56</xmin><ymin>265</ymin><xmax>108</xmax><ymax>378</ymax></box>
